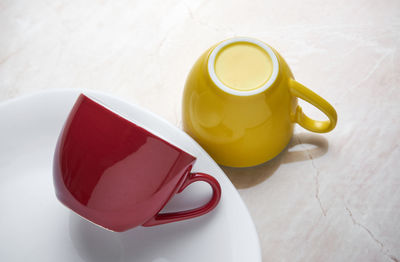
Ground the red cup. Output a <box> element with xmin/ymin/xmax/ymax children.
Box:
<box><xmin>53</xmin><ymin>94</ymin><xmax>221</xmax><ymax>232</ymax></box>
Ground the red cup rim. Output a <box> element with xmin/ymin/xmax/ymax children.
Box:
<box><xmin>80</xmin><ymin>93</ymin><xmax>197</xmax><ymax>160</ymax></box>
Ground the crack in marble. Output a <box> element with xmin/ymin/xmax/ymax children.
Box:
<box><xmin>155</xmin><ymin>1</ymin><xmax>217</xmax><ymax>56</ymax></box>
<box><xmin>184</xmin><ymin>4</ymin><xmax>234</xmax><ymax>35</ymax></box>
<box><xmin>310</xmin><ymin>156</ymin><xmax>326</xmax><ymax>217</ymax></box>
<box><xmin>184</xmin><ymin>0</ymin><xmax>211</xmax><ymax>20</ymax></box>
<box><xmin>335</xmin><ymin>49</ymin><xmax>393</xmax><ymax>104</ymax></box>
<box><xmin>352</xmin><ymin>50</ymin><xmax>393</xmax><ymax>89</ymax></box>
<box><xmin>154</xmin><ymin>2</ymin><xmax>210</xmax><ymax>57</ymax></box>
<box><xmin>345</xmin><ymin>205</ymin><xmax>399</xmax><ymax>262</ymax></box>
<box><xmin>185</xmin><ymin>3</ymin><xmax>195</xmax><ymax>20</ymax></box>
<box><xmin>296</xmin><ymin>135</ymin><xmax>327</xmax><ymax>216</ymax></box>
<box><xmin>0</xmin><ymin>47</ymin><xmax>23</xmax><ymax>66</ymax></box>
<box><xmin>156</xmin><ymin>33</ymin><xmax>170</xmax><ymax>55</ymax></box>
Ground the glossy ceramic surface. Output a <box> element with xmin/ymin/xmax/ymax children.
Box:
<box><xmin>182</xmin><ymin>37</ymin><xmax>337</xmax><ymax>167</ymax></box>
<box><xmin>54</xmin><ymin>95</ymin><xmax>221</xmax><ymax>232</ymax></box>
<box><xmin>0</xmin><ymin>90</ymin><xmax>261</xmax><ymax>261</ymax></box>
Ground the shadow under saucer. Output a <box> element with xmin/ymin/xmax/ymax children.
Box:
<box><xmin>221</xmin><ymin>133</ymin><xmax>329</xmax><ymax>189</ymax></box>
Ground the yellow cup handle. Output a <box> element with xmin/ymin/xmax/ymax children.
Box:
<box><xmin>289</xmin><ymin>79</ymin><xmax>337</xmax><ymax>133</ymax></box>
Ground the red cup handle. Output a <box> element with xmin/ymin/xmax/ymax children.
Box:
<box><xmin>142</xmin><ymin>172</ymin><xmax>222</xmax><ymax>227</ymax></box>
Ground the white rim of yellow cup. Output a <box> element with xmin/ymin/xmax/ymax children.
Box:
<box><xmin>207</xmin><ymin>37</ymin><xmax>280</xmax><ymax>97</ymax></box>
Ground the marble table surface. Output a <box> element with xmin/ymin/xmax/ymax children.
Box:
<box><xmin>1</xmin><ymin>0</ymin><xmax>399</xmax><ymax>261</ymax></box>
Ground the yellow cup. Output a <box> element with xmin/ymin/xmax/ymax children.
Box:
<box><xmin>182</xmin><ymin>37</ymin><xmax>337</xmax><ymax>167</ymax></box>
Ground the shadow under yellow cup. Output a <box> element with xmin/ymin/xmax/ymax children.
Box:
<box><xmin>182</xmin><ymin>37</ymin><xmax>337</xmax><ymax>167</ymax></box>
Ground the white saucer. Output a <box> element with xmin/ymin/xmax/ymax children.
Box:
<box><xmin>0</xmin><ymin>89</ymin><xmax>261</xmax><ymax>262</ymax></box>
